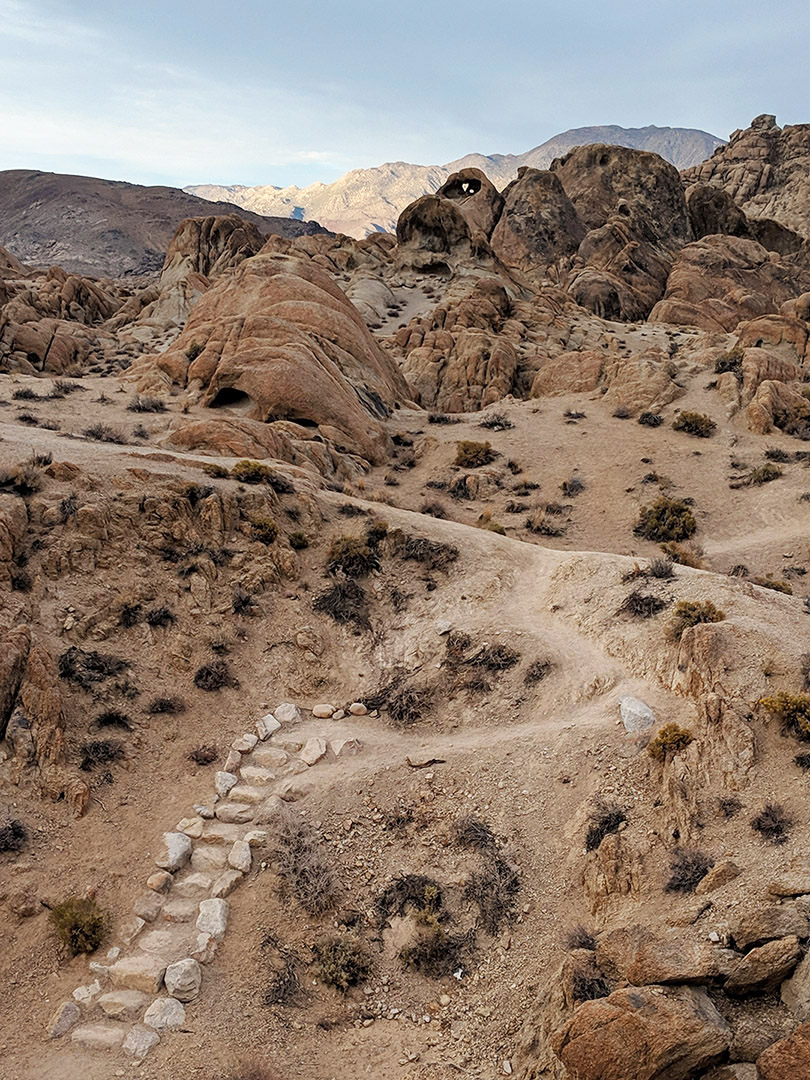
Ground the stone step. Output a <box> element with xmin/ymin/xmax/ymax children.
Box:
<box><xmin>227</xmin><ymin>784</ymin><xmax>267</xmax><ymax>805</ymax></box>
<box><xmin>71</xmin><ymin>1022</ymin><xmax>126</xmax><ymax>1050</ymax></box>
<box><xmin>239</xmin><ymin>765</ymin><xmax>277</xmax><ymax>785</ymax></box>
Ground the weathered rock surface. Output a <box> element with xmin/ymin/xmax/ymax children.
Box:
<box><xmin>164</xmin><ymin>957</ymin><xmax>202</xmax><ymax>1002</ymax></box>
<box><xmin>757</xmin><ymin>1020</ymin><xmax>810</xmax><ymax>1080</ymax></box>
<box><xmin>724</xmin><ymin>936</ymin><xmax>802</xmax><ymax>996</ymax></box>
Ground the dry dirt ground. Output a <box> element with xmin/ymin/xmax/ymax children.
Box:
<box><xmin>1</xmin><ymin>364</ymin><xmax>810</xmax><ymax>1080</ymax></box>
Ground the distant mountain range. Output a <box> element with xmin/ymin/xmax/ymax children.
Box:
<box><xmin>187</xmin><ymin>124</ymin><xmax>725</xmax><ymax>238</ymax></box>
<box><xmin>0</xmin><ymin>170</ymin><xmax>327</xmax><ymax>278</ymax></box>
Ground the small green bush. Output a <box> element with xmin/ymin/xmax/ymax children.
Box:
<box><xmin>648</xmin><ymin>723</ymin><xmax>694</xmax><ymax>762</ymax></box>
<box><xmin>454</xmin><ymin>440</ymin><xmax>496</xmax><ymax>468</ymax></box>
<box><xmin>672</xmin><ymin>411</ymin><xmax>716</xmax><ymax>438</ymax></box>
<box><xmin>49</xmin><ymin>896</ymin><xmax>107</xmax><ymax>955</ymax></box>
<box><xmin>231</xmin><ymin>460</ymin><xmax>271</xmax><ymax>484</ymax></box>
<box><xmin>634</xmin><ymin>498</ymin><xmax>697</xmax><ymax>543</ymax></box>
<box><xmin>315</xmin><ymin>935</ymin><xmax>372</xmax><ymax>991</ymax></box>
<box><xmin>668</xmin><ymin>600</ymin><xmax>725</xmax><ymax>641</ymax></box>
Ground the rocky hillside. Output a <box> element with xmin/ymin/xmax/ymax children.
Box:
<box><xmin>0</xmin><ymin>171</ymin><xmax>329</xmax><ymax>279</ymax></box>
<box><xmin>3</xmin><ymin>120</ymin><xmax>810</xmax><ymax>1080</ymax></box>
<box><xmin>187</xmin><ymin>124</ymin><xmax>724</xmax><ymax>238</ymax></box>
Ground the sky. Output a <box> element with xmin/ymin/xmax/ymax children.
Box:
<box><xmin>1</xmin><ymin>0</ymin><xmax>808</xmax><ymax>190</ymax></box>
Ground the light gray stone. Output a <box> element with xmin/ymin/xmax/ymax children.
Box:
<box><xmin>214</xmin><ymin>802</ymin><xmax>254</xmax><ymax>824</ymax></box>
<box><xmin>252</xmin><ymin>745</ymin><xmax>289</xmax><ymax>768</ymax></box>
<box><xmin>227</xmin><ymin>783</ymin><xmax>267</xmax><ymax>804</ymax></box>
<box><xmin>72</xmin><ymin>980</ymin><xmax>102</xmax><ymax>1006</ymax></box>
<box><xmin>312</xmin><ymin>703</ymin><xmax>335</xmax><ymax>718</ymax></box>
<box><xmin>253</xmin><ymin>795</ymin><xmax>286</xmax><ymax>823</ymax></box>
<box><xmin>348</xmin><ymin>702</ymin><xmax>367</xmax><ymax>715</ymax></box>
<box><xmin>190</xmin><ymin>845</ymin><xmax>228</xmax><ymax>872</ymax></box>
<box><xmin>277</xmin><ymin>778</ymin><xmax>308</xmax><ymax>802</ymax></box>
<box><xmin>619</xmin><ymin>696</ymin><xmax>657</xmax><ymax>733</ymax></box>
<box><xmin>196</xmin><ymin>898</ymin><xmax>229</xmax><ymax>941</ymax></box>
<box><xmin>162</xmin><ymin>899</ymin><xmax>198</xmax><ymax>923</ymax></box>
<box><xmin>274</xmin><ymin>702</ymin><xmax>302</xmax><ymax>725</ymax></box>
<box><xmin>144</xmin><ymin>996</ymin><xmax>185</xmax><ymax>1031</ymax></box>
<box><xmin>47</xmin><ymin>1000</ymin><xmax>80</xmax><ymax>1039</ymax></box>
<box><xmin>176</xmin><ymin>816</ymin><xmax>203</xmax><ymax>838</ymax></box>
<box><xmin>122</xmin><ymin>1024</ymin><xmax>160</xmax><ymax>1060</ymax></box>
<box><xmin>332</xmin><ymin>708</ymin><xmax>346</xmax><ymax>720</ymax></box>
<box><xmin>256</xmin><ymin>712</ymin><xmax>281</xmax><ymax>739</ymax></box>
<box><xmin>239</xmin><ymin>765</ymin><xmax>277</xmax><ymax>786</ymax></box>
<box><xmin>120</xmin><ymin>917</ymin><xmax>146</xmax><ymax>945</ymax></box>
<box><xmin>98</xmin><ymin>990</ymin><xmax>149</xmax><ymax>1020</ymax></box>
<box><xmin>165</xmin><ymin>957</ymin><xmax>202</xmax><ymax>1002</ymax></box>
<box><xmin>172</xmin><ymin>872</ymin><xmax>213</xmax><ymax>899</ymax></box>
<box><xmin>199</xmin><ymin>822</ymin><xmax>241</xmax><ymax>845</ymax></box>
<box><xmin>231</xmin><ymin>733</ymin><xmax>258</xmax><ymax>752</ymax></box>
<box><xmin>300</xmin><ymin>736</ymin><xmax>328</xmax><ymax>765</ymax></box>
<box><xmin>228</xmin><ymin>839</ymin><xmax>251</xmax><ymax>873</ymax></box>
<box><xmin>215</xmin><ymin>770</ymin><xmax>238</xmax><ymax>797</ymax></box>
<box><xmin>109</xmin><ymin>954</ymin><xmax>167</xmax><ymax>993</ymax></box>
<box><xmin>155</xmin><ymin>831</ymin><xmax>192</xmax><ymax>872</ymax></box>
<box><xmin>194</xmin><ymin>803</ymin><xmax>215</xmax><ymax>819</ymax></box>
<box><xmin>71</xmin><ymin>1023</ymin><xmax>126</xmax><ymax>1050</ymax></box>
<box><xmin>782</xmin><ymin>950</ymin><xmax>810</xmax><ymax>1019</ymax></box>
<box><xmin>244</xmin><ymin>830</ymin><xmax>268</xmax><ymax>847</ymax></box>
<box><xmin>191</xmin><ymin>932</ymin><xmax>218</xmax><ymax>965</ymax></box>
<box><xmin>332</xmin><ymin>737</ymin><xmax>362</xmax><ymax>757</ymax></box>
<box><xmin>133</xmin><ymin>891</ymin><xmax>163</xmax><ymax>922</ymax></box>
<box><xmin>224</xmin><ymin>750</ymin><xmax>242</xmax><ymax>773</ymax></box>
<box><xmin>211</xmin><ymin>870</ymin><xmax>243</xmax><ymax>898</ymax></box>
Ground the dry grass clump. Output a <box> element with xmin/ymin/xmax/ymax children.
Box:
<box><xmin>49</xmin><ymin>896</ymin><xmax>107</xmax><ymax>955</ymax></box>
<box><xmin>0</xmin><ymin>458</ymin><xmax>44</xmax><ymax>496</ymax></box>
<box><xmin>231</xmin><ymin>460</ymin><xmax>271</xmax><ymax>484</ymax></box>
<box><xmin>400</xmin><ymin>925</ymin><xmax>474</xmax><ymax>978</ymax></box>
<box><xmin>452</xmin><ymin>815</ymin><xmax>496</xmax><ymax>851</ymax></box>
<box><xmin>314</xmin><ymin>935</ymin><xmax>372</xmax><ymax>991</ymax></box>
<box><xmin>261</xmin><ymin>932</ymin><xmax>301</xmax><ymax>1006</ymax></box>
<box><xmin>759</xmin><ymin>692</ymin><xmax>810</xmax><ymax>738</ymax></box>
<box><xmin>276</xmin><ymin>818</ymin><xmax>339</xmax><ymax>915</ymax></box>
<box><xmin>428</xmin><ymin>412</ymin><xmax>461</xmax><ymax>424</ymax></box>
<box><xmin>794</xmin><ymin>752</ymin><xmax>810</xmax><ymax>770</ymax></box>
<box><xmin>232</xmin><ymin>587</ymin><xmax>257</xmax><ymax>616</ymax></box>
<box><xmin>585</xmin><ymin>803</ymin><xmax>626</xmax><ymax>852</ymax></box>
<box><xmin>421</xmin><ymin>500</ymin><xmax>447</xmax><ymax>518</ymax></box>
<box><xmin>634</xmin><ymin>497</ymin><xmax>697</xmax><ymax>543</ymax></box>
<box><xmin>194</xmin><ymin>660</ymin><xmax>237</xmax><ymax>691</ymax></box>
<box><xmin>201</xmin><ymin>461</ymin><xmax>229</xmax><ymax>479</ymax></box>
<box><xmin>250</xmin><ymin>516</ymin><xmax>279</xmax><ymax>544</ymax></box>
<box><xmin>313</xmin><ymin>580</ymin><xmax>369</xmax><ymax>628</ymax></box>
<box><xmin>751</xmin><ymin>576</ymin><xmax>792</xmax><ymax>594</ymax></box>
<box><xmin>571</xmin><ymin>966</ymin><xmax>611</xmax><ymax>1002</ymax></box>
<box><xmin>79</xmin><ymin>739</ymin><xmax>125</xmax><ymax>772</ymax></box>
<box><xmin>188</xmin><ymin>745</ymin><xmax>218</xmax><ymax>766</ymax></box>
<box><xmin>95</xmin><ymin>710</ymin><xmax>132</xmax><ymax>731</ymax></box>
<box><xmin>288</xmin><ymin>531</ymin><xmax>309</xmax><ymax>550</ymax></box>
<box><xmin>526</xmin><ymin>509</ymin><xmax>565</xmax><ymax>537</ymax></box>
<box><xmin>564</xmin><ymin>925</ymin><xmax>596</xmax><ymax>951</ymax></box>
<box><xmin>224</xmin><ymin>1063</ymin><xmax>283</xmax><ymax>1080</ymax></box>
<box><xmin>148</xmin><ymin>696</ymin><xmax>184</xmax><ymax>715</ymax></box>
<box><xmin>454</xmin><ymin>440</ymin><xmax>496</xmax><ymax>468</ymax></box>
<box><xmin>524</xmin><ymin>659</ymin><xmax>552</xmax><ymax>684</ymax></box>
<box><xmin>479</xmin><ymin>412</ymin><xmax>513</xmax><ymax>430</ymax></box>
<box><xmin>468</xmin><ymin>644</ymin><xmax>521</xmax><ymax>671</ymax></box>
<box><xmin>386</xmin><ymin>686</ymin><xmax>432</xmax><ymax>727</ymax></box>
<box><xmin>672</xmin><ymin>411</ymin><xmax>716</xmax><ymax>438</ymax></box>
<box><xmin>0</xmin><ymin>818</ymin><xmax>27</xmax><ymax>853</ymax></box>
<box><xmin>464</xmin><ymin>855</ymin><xmax>520</xmax><ymax>934</ymax></box>
<box><xmin>146</xmin><ymin>605</ymin><xmax>175</xmax><ymax>627</ymax></box>
<box><xmin>638</xmin><ymin>412</ymin><xmax>663</xmax><ymax>427</ymax></box>
<box><xmin>127</xmin><ymin>395</ymin><xmax>166</xmax><ymax>413</ymax></box>
<box><xmin>647</xmin><ymin>723</ymin><xmax>694</xmax><ymax>762</ymax></box>
<box><xmin>58</xmin><ymin>647</ymin><xmax>129</xmax><ymax>689</ymax></box>
<box><xmin>560</xmin><ymin>475</ymin><xmax>585</xmax><ymax>497</ymax></box>
<box><xmin>83</xmin><ymin>423</ymin><xmax>128</xmax><ymax>444</ymax></box>
<box><xmin>718</xmin><ymin>795</ymin><xmax>743</xmax><ymax>818</ymax></box>
<box><xmin>185</xmin><ymin>342</ymin><xmax>204</xmax><ymax>361</ymax></box>
<box><xmin>618</xmin><ymin>591</ymin><xmax>668</xmax><ymax>618</ymax></box>
<box><xmin>327</xmin><ymin>535</ymin><xmax>380</xmax><ymax>577</ymax></box>
<box><xmin>665</xmin><ymin>848</ymin><xmax>714</xmax><ymax>893</ymax></box>
<box><xmin>397</xmin><ymin>534</ymin><xmax>459</xmax><ymax>570</ymax></box>
<box><xmin>751</xmin><ymin>803</ymin><xmax>793</xmax><ymax>845</ymax></box>
<box><xmin>375</xmin><ymin>874</ymin><xmax>443</xmax><ymax>928</ymax></box>
<box><xmin>660</xmin><ymin>542</ymin><xmax>704</xmax><ymax>568</ymax></box>
<box><xmin>731</xmin><ymin>463</ymin><xmax>783</xmax><ymax>488</ymax></box>
<box><xmin>668</xmin><ymin>600</ymin><xmax>725</xmax><ymax>641</ymax></box>
<box><xmin>119</xmin><ymin>602</ymin><xmax>142</xmax><ymax>628</ymax></box>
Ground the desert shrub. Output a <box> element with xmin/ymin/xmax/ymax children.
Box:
<box><xmin>665</xmin><ymin>848</ymin><xmax>714</xmax><ymax>893</ymax></box>
<box><xmin>375</xmin><ymin>875</ymin><xmax>443</xmax><ymax>928</ymax></box>
<box><xmin>119</xmin><ymin>602</ymin><xmax>142</xmax><ymax>628</ymax></box>
<box><xmin>672</xmin><ymin>411</ymin><xmax>716</xmax><ymax>438</ymax></box>
<box><xmin>276</xmin><ymin>818</ymin><xmax>339</xmax><ymax>914</ymax></box>
<box><xmin>660</xmin><ymin>542</ymin><xmax>704</xmax><ymax>568</ymax></box>
<box><xmin>250</xmin><ymin>516</ymin><xmax>279</xmax><ymax>544</ymax></box>
<box><xmin>12</xmin><ymin>386</ymin><xmax>41</xmax><ymax>400</ymax></box>
<box><xmin>524</xmin><ymin>659</ymin><xmax>551</xmax><ymax>685</ymax></box>
<box><xmin>0</xmin><ymin>459</ymin><xmax>43</xmax><ymax>496</ymax></box>
<box><xmin>49</xmin><ymin>897</ymin><xmax>107</xmax><ymax>955</ymax></box>
<box><xmin>314</xmin><ymin>935</ymin><xmax>372</xmax><ymax>991</ymax></box>
<box><xmin>453</xmin><ymin>815</ymin><xmax>496</xmax><ymax>851</ymax></box>
<box><xmin>526</xmin><ymin>509</ymin><xmax>565</xmax><ymax>537</ymax></box>
<box><xmin>634</xmin><ymin>497</ymin><xmax>696</xmax><ymax>543</ymax></box>
<box><xmin>454</xmin><ymin>440</ymin><xmax>495</xmax><ymax>468</ymax></box>
<box><xmin>188</xmin><ymin>745</ymin><xmax>217</xmax><ymax>766</ymax></box>
<box><xmin>201</xmin><ymin>461</ymin><xmax>229</xmax><ymax>479</ymax></box>
<box><xmin>571</xmin><ymin>967</ymin><xmax>611</xmax><ymax>1002</ymax></box>
<box><xmin>83</xmin><ymin>423</ymin><xmax>128</xmax><ymax>444</ymax></box>
<box><xmin>751</xmin><ymin>576</ymin><xmax>792</xmax><ymax>594</ymax></box>
<box><xmin>612</xmin><ymin>405</ymin><xmax>631</xmax><ymax>419</ymax></box>
<box><xmin>127</xmin><ymin>395</ymin><xmax>166</xmax><ymax>413</ymax></box>
<box><xmin>10</xmin><ymin>568</ymin><xmax>32</xmax><ymax>592</ymax></box>
<box><xmin>751</xmin><ymin>803</ymin><xmax>793</xmax><ymax>845</ymax></box>
<box><xmin>468</xmin><ymin>644</ymin><xmax>520</xmax><ymax>671</ymax></box>
<box><xmin>765</xmin><ymin>446</ymin><xmax>792</xmax><ymax>463</ymax></box>
<box><xmin>146</xmin><ymin>605</ymin><xmax>175</xmax><ymax>627</ymax></box>
<box><xmin>365</xmin><ymin>520</ymin><xmax>388</xmax><ymax>546</ymax></box>
<box><xmin>16</xmin><ymin>410</ymin><xmax>39</xmax><ymax>425</ymax></box>
<box><xmin>313</xmin><ymin>580</ymin><xmax>369</xmax><ymax>628</ymax></box>
<box><xmin>464</xmin><ymin>855</ymin><xmax>520</xmax><ymax>934</ymax></box>
<box><xmin>560</xmin><ymin>476</ymin><xmax>585</xmax><ymax>497</ymax></box>
<box><xmin>386</xmin><ymin>686</ymin><xmax>432</xmax><ymax>727</ymax></box>
<box><xmin>148</xmin><ymin>696</ymin><xmax>184</xmax><ymax>715</ymax></box>
<box><xmin>428</xmin><ymin>412</ymin><xmax>461</xmax><ymax>424</ymax></box>
<box><xmin>728</xmin><ymin>564</ymin><xmax>749</xmax><ymax>578</ymax></box>
<box><xmin>618</xmin><ymin>591</ymin><xmax>668</xmax><ymax>618</ymax></box>
<box><xmin>649</xmin><ymin>557</ymin><xmax>675</xmax><ymax>579</ymax></box>
<box><xmin>231</xmin><ymin>460</ymin><xmax>271</xmax><ymax>484</ymax></box>
<box><xmin>421</xmin><ymin>500</ymin><xmax>447</xmax><ymax>518</ymax></box>
<box><xmin>564</xmin><ymin>925</ymin><xmax>596</xmax><ymax>951</ymax></box>
<box><xmin>647</xmin><ymin>723</ymin><xmax>694</xmax><ymax>762</ymax></box>
<box><xmin>51</xmin><ymin>379</ymin><xmax>81</xmax><ymax>397</ymax></box>
<box><xmin>400</xmin><ymin>925</ymin><xmax>474</xmax><ymax>978</ymax></box>
<box><xmin>717</xmin><ymin>796</ymin><xmax>742</xmax><ymax>819</ymax></box>
<box><xmin>505</xmin><ymin>500</ymin><xmax>527</xmax><ymax>514</ymax></box>
<box><xmin>479</xmin><ymin>412</ymin><xmax>513</xmax><ymax>430</ymax></box>
<box><xmin>232</xmin><ymin>587</ymin><xmax>257</xmax><ymax>616</ymax></box>
<box><xmin>507</xmin><ymin>459</ymin><xmax>522</xmax><ymax>474</ymax></box>
<box><xmin>58</xmin><ymin>647</ymin><xmax>129</xmax><ymax>689</ymax></box>
<box><xmin>185</xmin><ymin>342</ymin><xmax>204</xmax><ymax>361</ymax></box>
<box><xmin>95</xmin><ymin>711</ymin><xmax>132</xmax><ymax>731</ymax></box>
<box><xmin>585</xmin><ymin>803</ymin><xmax>626</xmax><ymax>852</ymax></box>
<box><xmin>327</xmin><ymin>535</ymin><xmax>379</xmax><ymax>577</ymax></box>
<box><xmin>731</xmin><ymin>463</ymin><xmax>783</xmax><ymax>488</ymax></box>
<box><xmin>564</xmin><ymin>409</ymin><xmax>586</xmax><ymax>420</ymax></box>
<box><xmin>396</xmin><ymin>534</ymin><xmax>458</xmax><ymax>570</ymax></box>
<box><xmin>194</xmin><ymin>660</ymin><xmax>237</xmax><ymax>691</ymax></box>
<box><xmin>0</xmin><ymin>819</ymin><xmax>27</xmax><ymax>853</ymax></box>
<box><xmin>288</xmin><ymin>531</ymin><xmax>309</xmax><ymax>550</ymax></box>
<box><xmin>668</xmin><ymin>600</ymin><xmax>725</xmax><ymax>641</ymax></box>
<box><xmin>794</xmin><ymin>752</ymin><xmax>810</xmax><ymax>770</ymax></box>
<box><xmin>759</xmin><ymin>692</ymin><xmax>810</xmax><ymax>739</ymax></box>
<box><xmin>715</xmin><ymin>347</ymin><xmax>743</xmax><ymax>380</ymax></box>
<box><xmin>79</xmin><ymin>739</ymin><xmax>125</xmax><ymax>771</ymax></box>
<box><xmin>184</xmin><ymin>483</ymin><xmax>214</xmax><ymax>507</ymax></box>
<box><xmin>59</xmin><ymin>493</ymin><xmax>79</xmax><ymax>522</ymax></box>
<box><xmin>638</xmin><ymin>412</ymin><xmax>663</xmax><ymax>427</ymax></box>
<box><xmin>260</xmin><ymin>932</ymin><xmax>301</xmax><ymax>1006</ymax></box>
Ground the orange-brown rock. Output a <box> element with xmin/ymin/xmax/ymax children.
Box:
<box><xmin>757</xmin><ymin>1020</ymin><xmax>810</xmax><ymax>1080</ymax></box>
<box><xmin>490</xmin><ymin>168</ymin><xmax>584</xmax><ymax>271</ymax></box>
<box><xmin>530</xmin><ymin>349</ymin><xmax>604</xmax><ymax>397</ymax></box>
<box><xmin>436</xmin><ymin>169</ymin><xmax>504</xmax><ymax>241</ymax></box>
<box><xmin>0</xmin><ymin>624</ymin><xmax>31</xmax><ymax>740</ymax></box>
<box><xmin>595</xmin><ymin>924</ymin><xmax>728</xmax><ymax>986</ymax></box>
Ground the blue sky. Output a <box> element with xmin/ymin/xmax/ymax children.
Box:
<box><xmin>1</xmin><ymin>0</ymin><xmax>808</xmax><ymax>189</ymax></box>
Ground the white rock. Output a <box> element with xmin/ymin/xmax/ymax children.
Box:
<box><xmin>619</xmin><ymin>696</ymin><xmax>657</xmax><ymax>733</ymax></box>
<box><xmin>224</xmin><ymin>750</ymin><xmax>242</xmax><ymax>773</ymax></box>
<box><xmin>190</xmin><ymin>845</ymin><xmax>228</xmax><ymax>873</ymax></box>
<box><xmin>165</xmin><ymin>957</ymin><xmax>202</xmax><ymax>1002</ymax></box>
<box><xmin>312</xmin><ymin>703</ymin><xmax>335</xmax><ymax>718</ymax></box>
<box><xmin>300</xmin><ymin>737</ymin><xmax>328</xmax><ymax>766</ymax></box>
<box><xmin>332</xmin><ymin>738</ymin><xmax>363</xmax><ymax>757</ymax></box>
<box><xmin>215</xmin><ymin>770</ymin><xmax>238</xmax><ymax>797</ymax></box>
<box><xmin>109</xmin><ymin>954</ymin><xmax>167</xmax><ymax>994</ymax></box>
<box><xmin>244</xmin><ymin>830</ymin><xmax>268</xmax><ymax>847</ymax></box>
<box><xmin>228</xmin><ymin>840</ymin><xmax>251</xmax><ymax>873</ymax></box>
<box><xmin>232</xmin><ymin>733</ymin><xmax>259</xmax><ymax>752</ymax></box>
<box><xmin>274</xmin><ymin>702</ymin><xmax>302</xmax><ymax>725</ymax></box>
<box><xmin>239</xmin><ymin>765</ymin><xmax>277</xmax><ymax>785</ymax></box>
<box><xmin>252</xmin><ymin>746</ymin><xmax>289</xmax><ymax>768</ymax></box>
<box><xmin>214</xmin><ymin>802</ymin><xmax>254</xmax><ymax>824</ymax></box>
<box><xmin>172</xmin><ymin>872</ymin><xmax>213</xmax><ymax>899</ymax></box>
<box><xmin>98</xmin><ymin>990</ymin><xmax>149</xmax><ymax>1020</ymax></box>
<box><xmin>196</xmin><ymin>898</ymin><xmax>229</xmax><ymax>941</ymax></box>
<box><xmin>155</xmin><ymin>831</ymin><xmax>192</xmax><ymax>872</ymax></box>
<box><xmin>47</xmin><ymin>1000</ymin><xmax>80</xmax><ymax>1039</ymax></box>
<box><xmin>72</xmin><ymin>979</ymin><xmax>102</xmax><ymax>1005</ymax></box>
<box><xmin>122</xmin><ymin>1024</ymin><xmax>160</xmax><ymax>1060</ymax></box>
<box><xmin>191</xmin><ymin>932</ymin><xmax>218</xmax><ymax>964</ymax></box>
<box><xmin>71</xmin><ymin>1023</ymin><xmax>125</xmax><ymax>1050</ymax></box>
<box><xmin>144</xmin><ymin>996</ymin><xmax>185</xmax><ymax>1031</ymax></box>
<box><xmin>211</xmin><ymin>870</ymin><xmax>243</xmax><ymax>899</ymax></box>
<box><xmin>348</xmin><ymin>702</ymin><xmax>367</xmax><ymax>716</ymax></box>
<box><xmin>256</xmin><ymin>712</ymin><xmax>281</xmax><ymax>739</ymax></box>
<box><xmin>227</xmin><ymin>783</ymin><xmax>266</xmax><ymax>804</ymax></box>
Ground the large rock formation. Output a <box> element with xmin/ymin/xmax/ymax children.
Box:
<box><xmin>491</xmin><ymin>169</ymin><xmax>584</xmax><ymax>271</ymax></box>
<box><xmin>683</xmin><ymin>115</ymin><xmax>810</xmax><ymax>238</ymax></box>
